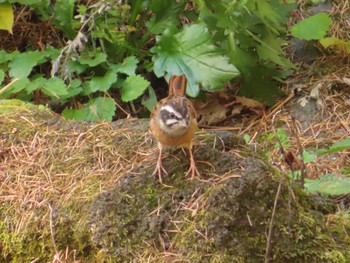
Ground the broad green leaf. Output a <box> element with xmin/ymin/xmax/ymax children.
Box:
<box><xmin>0</xmin><ymin>50</ymin><xmax>18</xmax><ymax>63</ymax></box>
<box><xmin>25</xmin><ymin>77</ymin><xmax>68</xmax><ymax>98</ymax></box>
<box><xmin>60</xmin><ymin>79</ymin><xmax>82</xmax><ymax>101</ymax></box>
<box><xmin>0</xmin><ymin>3</ymin><xmax>13</xmax><ymax>34</ymax></box>
<box><xmin>111</xmin><ymin>56</ymin><xmax>138</xmax><ymax>75</ymax></box>
<box><xmin>318</xmin><ymin>138</ymin><xmax>350</xmax><ymax>155</ymax></box>
<box><xmin>9</xmin><ymin>51</ymin><xmax>47</xmax><ymax>78</ymax></box>
<box><xmin>152</xmin><ymin>24</ymin><xmax>239</xmax><ymax>97</ymax></box>
<box><xmin>88</xmin><ymin>97</ymin><xmax>116</xmax><ymax>121</ymax></box>
<box><xmin>147</xmin><ymin>0</ymin><xmax>185</xmax><ymax>34</ymax></box>
<box><xmin>43</xmin><ymin>46</ymin><xmax>61</xmax><ymax>60</ymax></box>
<box><xmin>62</xmin><ymin>107</ymin><xmax>90</xmax><ymax>121</ymax></box>
<box><xmin>305</xmin><ymin>174</ymin><xmax>350</xmax><ymax>196</ymax></box>
<box><xmin>320</xmin><ymin>37</ymin><xmax>350</xmax><ymax>53</ymax></box>
<box><xmin>240</xmin><ymin>65</ymin><xmax>282</xmax><ymax>105</ymax></box>
<box><xmin>54</xmin><ymin>0</ymin><xmax>75</xmax><ymax>37</ymax></box>
<box><xmin>26</xmin><ymin>76</ymin><xmax>46</xmax><ymax>93</ymax></box>
<box><xmin>88</xmin><ymin>69</ymin><xmax>118</xmax><ymax>92</ymax></box>
<box><xmin>41</xmin><ymin>78</ymin><xmax>68</xmax><ymax>98</ymax></box>
<box><xmin>255</xmin><ymin>0</ymin><xmax>283</xmax><ymax>34</ymax></box>
<box><xmin>291</xmin><ymin>13</ymin><xmax>331</xmax><ymax>40</ymax></box>
<box><xmin>141</xmin><ymin>86</ymin><xmax>157</xmax><ymax>112</ymax></box>
<box><xmin>78</xmin><ymin>52</ymin><xmax>107</xmax><ymax>67</ymax></box>
<box><xmin>0</xmin><ymin>78</ymin><xmax>30</xmax><ymax>99</ymax></box>
<box><xmin>62</xmin><ymin>79</ymin><xmax>83</xmax><ymax>99</ymax></box>
<box><xmin>62</xmin><ymin>97</ymin><xmax>116</xmax><ymax>122</ymax></box>
<box><xmin>121</xmin><ymin>75</ymin><xmax>150</xmax><ymax>102</ymax></box>
<box><xmin>4</xmin><ymin>78</ymin><xmax>31</xmax><ymax>95</ymax></box>
<box><xmin>67</xmin><ymin>59</ymin><xmax>89</xmax><ymax>74</ymax></box>
<box><xmin>0</xmin><ymin>70</ymin><xmax>4</xmax><ymax>83</ymax></box>
<box><xmin>0</xmin><ymin>0</ymin><xmax>42</xmax><ymax>4</ymax></box>
<box><xmin>257</xmin><ymin>33</ymin><xmax>295</xmax><ymax>68</ymax></box>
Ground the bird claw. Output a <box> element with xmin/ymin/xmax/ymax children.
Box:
<box><xmin>153</xmin><ymin>145</ymin><xmax>199</xmax><ymax>184</ymax></box>
<box><xmin>185</xmin><ymin>150</ymin><xmax>200</xmax><ymax>180</ymax></box>
<box><xmin>153</xmin><ymin>160</ymin><xmax>168</xmax><ymax>184</ymax></box>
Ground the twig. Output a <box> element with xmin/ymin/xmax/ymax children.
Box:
<box><xmin>271</xmin><ymin>110</ymin><xmax>285</xmax><ymax>156</ymax></box>
<box><xmin>265</xmin><ymin>175</ymin><xmax>283</xmax><ymax>263</ymax></box>
<box><xmin>289</xmin><ymin>116</ymin><xmax>306</xmax><ymax>187</ymax></box>
<box><xmin>48</xmin><ymin>202</ymin><xmax>59</xmax><ymax>257</ymax></box>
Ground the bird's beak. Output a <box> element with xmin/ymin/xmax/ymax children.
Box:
<box><xmin>179</xmin><ymin>119</ymin><xmax>188</xmax><ymax>127</ymax></box>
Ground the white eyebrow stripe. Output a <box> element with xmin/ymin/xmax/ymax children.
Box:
<box><xmin>160</xmin><ymin>105</ymin><xmax>182</xmax><ymax>118</ymax></box>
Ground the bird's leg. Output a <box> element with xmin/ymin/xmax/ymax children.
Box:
<box><xmin>185</xmin><ymin>145</ymin><xmax>200</xmax><ymax>180</ymax></box>
<box><xmin>153</xmin><ymin>143</ymin><xmax>168</xmax><ymax>183</ymax></box>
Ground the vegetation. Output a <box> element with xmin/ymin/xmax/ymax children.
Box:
<box><xmin>1</xmin><ymin>0</ymin><xmax>347</xmax><ymax>121</ymax></box>
<box><xmin>0</xmin><ymin>0</ymin><xmax>349</xmax><ymax>261</ymax></box>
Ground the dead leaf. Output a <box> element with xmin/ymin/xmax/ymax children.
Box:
<box><xmin>234</xmin><ymin>96</ymin><xmax>264</xmax><ymax>110</ymax></box>
<box><xmin>283</xmin><ymin>151</ymin><xmax>302</xmax><ymax>171</ymax></box>
<box><xmin>193</xmin><ymin>93</ymin><xmax>264</xmax><ymax>126</ymax></box>
<box><xmin>193</xmin><ymin>94</ymin><xmax>227</xmax><ymax>126</ymax></box>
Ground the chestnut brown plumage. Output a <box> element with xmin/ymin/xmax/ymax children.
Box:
<box><xmin>150</xmin><ymin>75</ymin><xmax>199</xmax><ymax>183</ymax></box>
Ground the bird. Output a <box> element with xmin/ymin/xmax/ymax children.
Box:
<box><xmin>150</xmin><ymin>75</ymin><xmax>199</xmax><ymax>183</ymax></box>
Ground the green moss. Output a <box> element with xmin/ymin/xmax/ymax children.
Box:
<box><xmin>1</xmin><ymin>109</ymin><xmax>349</xmax><ymax>262</ymax></box>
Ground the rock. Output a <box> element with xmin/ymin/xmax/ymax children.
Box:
<box><xmin>0</xmin><ymin>109</ymin><xmax>347</xmax><ymax>262</ymax></box>
<box><xmin>89</xmin><ymin>145</ymin><xmax>343</xmax><ymax>262</ymax></box>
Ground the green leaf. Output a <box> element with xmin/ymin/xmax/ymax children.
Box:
<box><xmin>240</xmin><ymin>65</ymin><xmax>282</xmax><ymax>105</ymax></box>
<box><xmin>303</xmin><ymin>150</ymin><xmax>316</xmax><ymax>163</ymax></box>
<box><xmin>9</xmin><ymin>51</ymin><xmax>47</xmax><ymax>78</ymax></box>
<box><xmin>24</xmin><ymin>77</ymin><xmax>68</xmax><ymax>98</ymax></box>
<box><xmin>0</xmin><ymin>50</ymin><xmax>18</xmax><ymax>63</ymax></box>
<box><xmin>121</xmin><ymin>75</ymin><xmax>150</xmax><ymax>102</ymax></box>
<box><xmin>291</xmin><ymin>13</ymin><xmax>331</xmax><ymax>40</ymax></box>
<box><xmin>276</xmin><ymin>128</ymin><xmax>289</xmax><ymax>149</ymax></box>
<box><xmin>111</xmin><ymin>56</ymin><xmax>138</xmax><ymax>75</ymax></box>
<box><xmin>0</xmin><ymin>70</ymin><xmax>4</xmax><ymax>83</ymax></box>
<box><xmin>147</xmin><ymin>0</ymin><xmax>185</xmax><ymax>34</ymax></box>
<box><xmin>0</xmin><ymin>78</ymin><xmax>30</xmax><ymax>99</ymax></box>
<box><xmin>62</xmin><ymin>107</ymin><xmax>90</xmax><ymax>121</ymax></box>
<box><xmin>60</xmin><ymin>79</ymin><xmax>82</xmax><ymax>101</ymax></box>
<box><xmin>257</xmin><ymin>33</ymin><xmax>295</xmax><ymax>68</ymax></box>
<box><xmin>318</xmin><ymin>138</ymin><xmax>350</xmax><ymax>155</ymax></box>
<box><xmin>152</xmin><ymin>24</ymin><xmax>239</xmax><ymax>97</ymax></box>
<box><xmin>5</xmin><ymin>78</ymin><xmax>31</xmax><ymax>95</ymax></box>
<box><xmin>305</xmin><ymin>174</ymin><xmax>350</xmax><ymax>196</ymax></box>
<box><xmin>320</xmin><ymin>37</ymin><xmax>350</xmax><ymax>53</ymax></box>
<box><xmin>88</xmin><ymin>69</ymin><xmax>118</xmax><ymax>93</ymax></box>
<box><xmin>141</xmin><ymin>86</ymin><xmax>157</xmax><ymax>112</ymax></box>
<box><xmin>25</xmin><ymin>76</ymin><xmax>46</xmax><ymax>93</ymax></box>
<box><xmin>67</xmin><ymin>59</ymin><xmax>89</xmax><ymax>74</ymax></box>
<box><xmin>54</xmin><ymin>0</ymin><xmax>75</xmax><ymax>37</ymax></box>
<box><xmin>255</xmin><ymin>0</ymin><xmax>283</xmax><ymax>33</ymax></box>
<box><xmin>78</xmin><ymin>52</ymin><xmax>107</xmax><ymax>67</ymax></box>
<box><xmin>0</xmin><ymin>0</ymin><xmax>42</xmax><ymax>4</ymax></box>
<box><xmin>243</xmin><ymin>134</ymin><xmax>251</xmax><ymax>144</ymax></box>
<box><xmin>41</xmin><ymin>78</ymin><xmax>68</xmax><ymax>98</ymax></box>
<box><xmin>62</xmin><ymin>97</ymin><xmax>116</xmax><ymax>122</ymax></box>
<box><xmin>0</xmin><ymin>3</ymin><xmax>13</xmax><ymax>34</ymax></box>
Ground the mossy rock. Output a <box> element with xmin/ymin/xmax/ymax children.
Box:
<box><xmin>88</xmin><ymin>155</ymin><xmax>344</xmax><ymax>262</ymax></box>
<box><xmin>0</xmin><ymin>107</ymin><xmax>348</xmax><ymax>262</ymax></box>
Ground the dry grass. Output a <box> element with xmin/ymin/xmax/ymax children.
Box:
<box><xmin>0</xmin><ymin>112</ymin><xmax>152</xmax><ymax>247</ymax></box>
<box><xmin>238</xmin><ymin>64</ymin><xmax>350</xmax><ymax>179</ymax></box>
